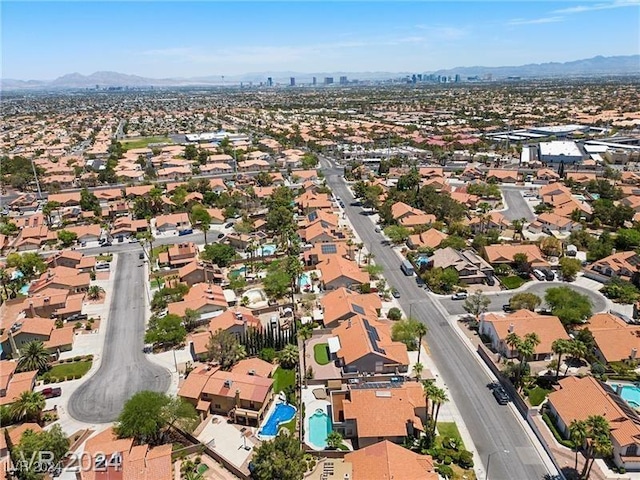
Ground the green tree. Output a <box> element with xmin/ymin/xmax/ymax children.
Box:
<box><xmin>569</xmin><ymin>419</ymin><xmax>588</xmax><ymax>472</ymax></box>
<box><xmin>582</xmin><ymin>415</ymin><xmax>612</xmax><ymax>479</ymax></box>
<box><xmin>184</xmin><ymin>144</ymin><xmax>198</xmax><ymax>160</ymax></box>
<box><xmin>144</xmin><ymin>314</ymin><xmax>187</xmax><ymax>347</ymax></box>
<box><xmin>391</xmin><ymin>317</ymin><xmax>423</xmax><ymax>351</ymax></box>
<box><xmin>278</xmin><ymin>344</ymin><xmax>299</xmax><ymax>370</ymax></box>
<box><xmin>17</xmin><ymin>341</ymin><xmax>50</xmax><ymax>373</ymax></box>
<box><xmin>551</xmin><ymin>338</ymin><xmax>572</xmax><ymax>381</ymax></box>
<box><xmin>79</xmin><ymin>187</ymin><xmax>100</xmax><ymax>214</ymax></box>
<box><xmin>255</xmin><ymin>172</ymin><xmax>274</xmax><ymax>187</ymax></box>
<box><xmin>545</xmin><ymin>286</ymin><xmax>593</xmax><ymax>325</ymax></box>
<box><xmin>6</xmin><ymin>252</ymin><xmax>47</xmax><ymax>280</ymax></box>
<box><xmin>115</xmin><ymin>391</ymin><xmax>197</xmax><ymax>445</ymax></box>
<box><xmin>463</xmin><ymin>290</ymin><xmax>490</xmax><ymax>318</ymax></box>
<box><xmin>10</xmin><ymin>391</ymin><xmax>46</xmax><ymax>423</ymax></box>
<box><xmin>206</xmin><ymin>329</ymin><xmax>246</xmax><ymax>370</ymax></box>
<box><xmin>439</xmin><ymin>235</ymin><xmax>467</xmax><ymax>250</ymax></box>
<box><xmin>539</xmin><ymin>236</ymin><xmax>563</xmax><ymax>257</ymax></box>
<box><xmin>190</xmin><ymin>205</ymin><xmax>212</xmax><ymax>245</ymax></box>
<box><xmin>423</xmin><ymin>267</ymin><xmax>459</xmax><ymax>294</ymax></box>
<box><xmin>263</xmin><ymin>269</ymin><xmax>290</xmax><ymax>299</ymax></box>
<box><xmin>559</xmin><ymin>257</ymin><xmax>582</xmax><ymax>281</ymax></box>
<box><xmin>615</xmin><ymin>228</ymin><xmax>640</xmax><ymax>250</ymax></box>
<box><xmin>250</xmin><ymin>433</ymin><xmax>306</xmax><ymax>480</ymax></box>
<box><xmin>13</xmin><ymin>425</ymin><xmax>69</xmax><ymax>480</ymax></box>
<box><xmin>182</xmin><ymin>308</ymin><xmax>200</xmax><ymax>332</ymax></box>
<box><xmin>87</xmin><ymin>285</ymin><xmax>105</xmax><ymax>300</ymax></box>
<box><xmin>200</xmin><ymin>243</ymin><xmax>236</xmax><ymax>267</ymax></box>
<box><xmin>513</xmin><ymin>253</ymin><xmax>530</xmax><ymax>273</ymax></box>
<box><xmin>509</xmin><ymin>292</ymin><xmax>541</xmax><ymax>311</ymax></box>
<box><xmin>326</xmin><ymin>431</ymin><xmax>343</xmax><ymax>449</ymax></box>
<box><xmin>56</xmin><ymin>230</ymin><xmax>77</xmax><ymax>247</ymax></box>
<box><xmin>387</xmin><ymin>307</ymin><xmax>402</xmax><ymax>320</ymax></box>
<box><xmin>383</xmin><ymin>225</ymin><xmax>410</xmax><ymax>244</ymax></box>
<box><xmin>42</xmin><ymin>201</ymin><xmax>61</xmax><ymax>227</ymax></box>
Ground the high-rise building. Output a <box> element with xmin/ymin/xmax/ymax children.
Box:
<box><xmin>454</xmin><ymin>74</ymin><xmax>461</xmax><ymax>83</ymax></box>
<box><xmin>324</xmin><ymin>77</ymin><xmax>334</xmax><ymax>85</ymax></box>
<box><xmin>312</xmin><ymin>76</ymin><xmax>317</xmax><ymax>86</ymax></box>
<box><xmin>339</xmin><ymin>76</ymin><xmax>348</xmax><ymax>85</ymax></box>
<box><xmin>417</xmin><ymin>74</ymin><xmax>423</xmax><ymax>81</ymax></box>
<box><xmin>412</xmin><ymin>74</ymin><xmax>417</xmax><ymax>84</ymax></box>
<box><xmin>290</xmin><ymin>77</ymin><xmax>296</xmax><ymax>86</ymax></box>
<box><xmin>267</xmin><ymin>77</ymin><xmax>273</xmax><ymax>87</ymax></box>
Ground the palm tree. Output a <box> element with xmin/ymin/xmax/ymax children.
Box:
<box><xmin>565</xmin><ymin>340</ymin><xmax>587</xmax><ymax>375</ymax></box>
<box><xmin>569</xmin><ymin>419</ymin><xmax>588</xmax><ymax>472</ymax></box>
<box><xmin>0</xmin><ymin>268</ymin><xmax>10</xmax><ymax>300</ymax></box>
<box><xmin>87</xmin><ymin>285</ymin><xmax>105</xmax><ymax>300</ymax></box>
<box><xmin>278</xmin><ymin>344</ymin><xmax>299</xmax><ymax>370</ymax></box>
<box><xmin>298</xmin><ymin>323</ymin><xmax>314</xmax><ymax>385</ymax></box>
<box><xmin>551</xmin><ymin>338</ymin><xmax>571</xmax><ymax>382</ymax></box>
<box><xmin>429</xmin><ymin>386</ymin><xmax>449</xmax><ymax>437</ymax></box>
<box><xmin>517</xmin><ymin>333</ymin><xmax>540</xmax><ymax>387</ymax></box>
<box><xmin>412</xmin><ymin>362</ymin><xmax>424</xmax><ymax>380</ymax></box>
<box><xmin>17</xmin><ymin>340</ymin><xmax>51</xmax><ymax>373</ymax></box>
<box><xmin>326</xmin><ymin>431</ymin><xmax>343</xmax><ymax>450</ymax></box>
<box><xmin>582</xmin><ymin>415</ymin><xmax>611</xmax><ymax>478</ymax></box>
<box><xmin>416</xmin><ymin>323</ymin><xmax>428</xmax><ymax>364</ymax></box>
<box><xmin>10</xmin><ymin>390</ymin><xmax>46</xmax><ymax>423</ymax></box>
<box><xmin>505</xmin><ymin>332</ymin><xmax>521</xmax><ymax>358</ymax></box>
<box><xmin>421</xmin><ymin>379</ymin><xmax>436</xmax><ymax>425</ymax></box>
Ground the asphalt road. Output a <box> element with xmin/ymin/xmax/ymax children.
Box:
<box><xmin>322</xmin><ymin>156</ymin><xmax>553</xmax><ymax>480</ymax></box>
<box><xmin>439</xmin><ymin>281</ymin><xmax>608</xmax><ymax>316</ymax></box>
<box><xmin>67</xmin><ymin>251</ymin><xmax>170</xmax><ymax>423</ymax></box>
<box><xmin>501</xmin><ymin>188</ymin><xmax>536</xmax><ymax>221</ymax></box>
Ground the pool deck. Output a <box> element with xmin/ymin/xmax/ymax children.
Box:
<box><xmin>301</xmin><ymin>387</ymin><xmax>331</xmax><ymax>450</ymax></box>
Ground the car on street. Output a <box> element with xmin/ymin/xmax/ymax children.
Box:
<box><xmin>41</xmin><ymin>387</ymin><xmax>62</xmax><ymax>399</ymax></box>
<box><xmin>492</xmin><ymin>386</ymin><xmax>510</xmax><ymax>405</ymax></box>
<box><xmin>502</xmin><ymin>304</ymin><xmax>515</xmax><ymax>312</ymax></box>
<box><xmin>451</xmin><ymin>292</ymin><xmax>468</xmax><ymax>300</ymax></box>
<box><xmin>139</xmin><ymin>252</ymin><xmax>145</xmax><ymax>260</ymax></box>
<box><xmin>374</xmin><ymin>226</ymin><xmax>381</xmax><ymax>233</ymax></box>
<box><xmin>100</xmin><ymin>241</ymin><xmax>112</xmax><ymax>247</ymax></box>
<box><xmin>217</xmin><ymin>233</ymin><xmax>225</xmax><ymax>239</ymax></box>
<box><xmin>391</xmin><ymin>288</ymin><xmax>400</xmax><ymax>298</ymax></box>
<box><xmin>225</xmin><ymin>222</ymin><xmax>234</xmax><ymax>229</ymax></box>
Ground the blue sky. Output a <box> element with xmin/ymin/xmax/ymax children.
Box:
<box><xmin>2</xmin><ymin>1</ymin><xmax>639</xmax><ymax>79</ymax></box>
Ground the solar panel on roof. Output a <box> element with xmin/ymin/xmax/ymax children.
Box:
<box><xmin>308</xmin><ymin>212</ymin><xmax>318</xmax><ymax>221</ymax></box>
<box><xmin>321</xmin><ymin>244</ymin><xmax>337</xmax><ymax>254</ymax></box>
<box><xmin>363</xmin><ymin>319</ymin><xmax>380</xmax><ymax>341</ymax></box>
<box><xmin>352</xmin><ymin>304</ymin><xmax>365</xmax><ymax>315</ymax></box>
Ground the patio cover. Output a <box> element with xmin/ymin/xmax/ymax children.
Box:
<box><xmin>327</xmin><ymin>336</ymin><xmax>341</xmax><ymax>354</ymax></box>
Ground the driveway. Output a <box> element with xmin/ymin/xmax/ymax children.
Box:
<box><xmin>438</xmin><ymin>281</ymin><xmax>608</xmax><ymax>316</ymax></box>
<box><xmin>501</xmin><ymin>188</ymin><xmax>536</xmax><ymax>221</ymax></box>
<box><xmin>67</xmin><ymin>251</ymin><xmax>170</xmax><ymax>423</ymax></box>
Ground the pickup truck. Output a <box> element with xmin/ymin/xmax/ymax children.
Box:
<box><xmin>41</xmin><ymin>387</ymin><xmax>62</xmax><ymax>399</ymax></box>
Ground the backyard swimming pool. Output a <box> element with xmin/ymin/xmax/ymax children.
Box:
<box><xmin>611</xmin><ymin>383</ymin><xmax>640</xmax><ymax>408</ymax></box>
<box><xmin>299</xmin><ymin>272</ymin><xmax>311</xmax><ymax>289</ymax></box>
<box><xmin>308</xmin><ymin>409</ymin><xmax>332</xmax><ymax>450</ymax></box>
<box><xmin>258</xmin><ymin>402</ymin><xmax>296</xmax><ymax>437</ymax></box>
<box><xmin>230</xmin><ymin>266</ymin><xmax>246</xmax><ymax>278</ymax></box>
<box><xmin>260</xmin><ymin>244</ymin><xmax>277</xmax><ymax>256</ymax></box>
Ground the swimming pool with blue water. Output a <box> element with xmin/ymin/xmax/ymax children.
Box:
<box><xmin>258</xmin><ymin>402</ymin><xmax>296</xmax><ymax>437</ymax></box>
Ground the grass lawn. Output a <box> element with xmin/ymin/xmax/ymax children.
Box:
<box><xmin>45</xmin><ymin>360</ymin><xmax>92</xmax><ymax>379</ymax></box>
<box><xmin>151</xmin><ymin>245</ymin><xmax>169</xmax><ymax>260</ymax></box>
<box><xmin>96</xmin><ymin>254</ymin><xmax>113</xmax><ymax>262</ymax></box>
<box><xmin>151</xmin><ymin>277</ymin><xmax>165</xmax><ymax>289</ymax></box>
<box><xmin>273</xmin><ymin>367</ymin><xmax>295</xmax><ymax>393</ymax></box>
<box><xmin>450</xmin><ymin>464</ymin><xmax>477</xmax><ymax>480</ymax></box>
<box><xmin>279</xmin><ymin>416</ymin><xmax>297</xmax><ymax>434</ymax></box>
<box><xmin>499</xmin><ymin>275</ymin><xmax>528</xmax><ymax>290</ymax></box>
<box><xmin>528</xmin><ymin>386</ymin><xmax>552</xmax><ymax>406</ymax></box>
<box><xmin>120</xmin><ymin>136</ymin><xmax>173</xmax><ymax>151</ymax></box>
<box><xmin>437</xmin><ymin>422</ymin><xmax>465</xmax><ymax>449</ymax></box>
<box><xmin>313</xmin><ymin>343</ymin><xmax>330</xmax><ymax>365</ymax></box>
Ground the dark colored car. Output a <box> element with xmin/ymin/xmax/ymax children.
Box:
<box><xmin>41</xmin><ymin>387</ymin><xmax>62</xmax><ymax>399</ymax></box>
<box><xmin>492</xmin><ymin>386</ymin><xmax>510</xmax><ymax>405</ymax></box>
<box><xmin>225</xmin><ymin>222</ymin><xmax>234</xmax><ymax>228</ymax></box>
<box><xmin>543</xmin><ymin>269</ymin><xmax>555</xmax><ymax>281</ymax></box>
<box><xmin>502</xmin><ymin>304</ymin><xmax>514</xmax><ymax>312</ymax></box>
<box><xmin>139</xmin><ymin>252</ymin><xmax>145</xmax><ymax>260</ymax></box>
<box><xmin>100</xmin><ymin>241</ymin><xmax>112</xmax><ymax>247</ymax></box>
<box><xmin>391</xmin><ymin>288</ymin><xmax>400</xmax><ymax>298</ymax></box>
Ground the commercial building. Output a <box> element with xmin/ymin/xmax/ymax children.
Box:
<box><xmin>538</xmin><ymin>141</ymin><xmax>584</xmax><ymax>164</ymax></box>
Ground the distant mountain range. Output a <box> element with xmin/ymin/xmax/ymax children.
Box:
<box><xmin>2</xmin><ymin>55</ymin><xmax>638</xmax><ymax>90</ymax></box>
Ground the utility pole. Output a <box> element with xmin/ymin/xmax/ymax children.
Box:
<box><xmin>31</xmin><ymin>158</ymin><xmax>43</xmax><ymax>200</ymax></box>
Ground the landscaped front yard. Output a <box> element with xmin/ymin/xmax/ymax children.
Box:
<box><xmin>499</xmin><ymin>275</ymin><xmax>528</xmax><ymax>290</ymax></box>
<box><xmin>313</xmin><ymin>343</ymin><xmax>330</xmax><ymax>365</ymax></box>
<box><xmin>42</xmin><ymin>359</ymin><xmax>92</xmax><ymax>382</ymax></box>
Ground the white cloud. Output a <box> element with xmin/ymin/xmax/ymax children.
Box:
<box><xmin>508</xmin><ymin>16</ymin><xmax>564</xmax><ymax>25</ymax></box>
<box><xmin>552</xmin><ymin>0</ymin><xmax>640</xmax><ymax>14</ymax></box>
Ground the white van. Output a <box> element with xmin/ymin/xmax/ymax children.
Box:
<box><xmin>532</xmin><ymin>269</ymin><xmax>546</xmax><ymax>281</ymax></box>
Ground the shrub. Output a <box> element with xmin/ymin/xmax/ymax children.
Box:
<box><xmin>86</xmin><ymin>355</ymin><xmax>94</xmax><ymax>361</ymax></box>
<box><xmin>43</xmin><ymin>378</ymin><xmax>51</xmax><ymax>385</ymax></box>
<box><xmin>443</xmin><ymin>456</ymin><xmax>453</xmax><ymax>465</ymax></box>
<box><xmin>73</xmin><ymin>356</ymin><xmax>82</xmax><ymax>362</ymax></box>
<box><xmin>542</xmin><ymin>413</ymin><xmax>574</xmax><ymax>449</ymax></box>
<box><xmin>85</xmin><ymin>324</ymin><xmax>92</xmax><ymax>330</ymax></box>
<box><xmin>194</xmin><ymin>457</ymin><xmax>201</xmax><ymax>465</ymax></box>
<box><xmin>457</xmin><ymin>450</ymin><xmax>474</xmax><ymax>469</ymax></box>
<box><xmin>436</xmin><ymin>465</ymin><xmax>454</xmax><ymax>479</ymax></box>
<box><xmin>387</xmin><ymin>307</ymin><xmax>402</xmax><ymax>321</ymax></box>
<box><xmin>259</xmin><ymin>347</ymin><xmax>276</xmax><ymax>363</ymax></box>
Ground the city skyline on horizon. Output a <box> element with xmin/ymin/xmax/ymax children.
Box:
<box><xmin>2</xmin><ymin>1</ymin><xmax>640</xmax><ymax>80</ymax></box>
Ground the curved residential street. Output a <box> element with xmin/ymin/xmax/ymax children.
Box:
<box><xmin>439</xmin><ymin>281</ymin><xmax>608</xmax><ymax>316</ymax></box>
<box><xmin>68</xmin><ymin>251</ymin><xmax>170</xmax><ymax>423</ymax></box>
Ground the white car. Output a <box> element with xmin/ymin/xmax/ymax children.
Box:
<box><xmin>451</xmin><ymin>292</ymin><xmax>468</xmax><ymax>300</ymax></box>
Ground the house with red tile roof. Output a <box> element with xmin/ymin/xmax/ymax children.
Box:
<box><xmin>167</xmin><ymin>283</ymin><xmax>227</xmax><ymax>318</ymax></box>
<box><xmin>30</xmin><ymin>266</ymin><xmax>90</xmax><ymax>294</ymax></box>
<box><xmin>486</xmin><ymin>170</ymin><xmax>519</xmax><ymax>183</ymax></box>
<box><xmin>320</xmin><ymin>287</ymin><xmax>381</xmax><ymax>328</ymax></box>
<box><xmin>330</xmin><ymin>382</ymin><xmax>426</xmax><ymax>448</ymax></box>
<box><xmin>0</xmin><ymin>317</ymin><xmax>74</xmax><ymax>358</ymax></box>
<box><xmin>178</xmin><ymin>363</ymin><xmax>274</xmax><ymax>424</ymax></box>
<box><xmin>547</xmin><ymin>376</ymin><xmax>640</xmax><ymax>472</ymax></box>
<box><xmin>303</xmin><ymin>242</ymin><xmax>351</xmax><ymax>267</ymax></box>
<box><xmin>480</xmin><ymin>310</ymin><xmax>569</xmax><ymax>360</ymax></box>
<box><xmin>0</xmin><ymin>361</ymin><xmax>38</xmax><ymax>406</ymax></box>
<box><xmin>318</xmin><ymin>256</ymin><xmax>370</xmax><ymax>291</ymax></box>
<box><xmin>344</xmin><ymin>440</ymin><xmax>438</xmax><ymax>480</ymax></box>
<box><xmin>407</xmin><ymin>228</ymin><xmax>448</xmax><ymax>250</ymax></box>
<box><xmin>47</xmin><ymin>251</ymin><xmax>95</xmax><ymax>272</ymax></box>
<box><xmin>590</xmin><ymin>251</ymin><xmax>640</xmax><ymax>281</ymax></box>
<box><xmin>582</xmin><ymin>313</ymin><xmax>640</xmax><ymax>364</ymax></box>
<box><xmin>81</xmin><ymin>427</ymin><xmax>172</xmax><ymax>480</ymax></box>
<box><xmin>331</xmin><ymin>316</ymin><xmax>409</xmax><ymax>375</ymax></box>
<box><xmin>158</xmin><ymin>242</ymin><xmax>198</xmax><ymax>268</ymax></box>
<box><xmin>154</xmin><ymin>213</ymin><xmax>190</xmax><ymax>233</ymax></box>
<box><xmin>177</xmin><ymin>261</ymin><xmax>224</xmax><ymax>287</ymax></box>
<box><xmin>482</xmin><ymin>244</ymin><xmax>548</xmax><ymax>268</ymax></box>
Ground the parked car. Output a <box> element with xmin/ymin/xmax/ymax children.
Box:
<box><xmin>486</xmin><ymin>275</ymin><xmax>496</xmax><ymax>286</ymax></box>
<box><xmin>375</xmin><ymin>226</ymin><xmax>381</xmax><ymax>233</ymax></box>
<box><xmin>225</xmin><ymin>222</ymin><xmax>234</xmax><ymax>229</ymax></box>
<box><xmin>532</xmin><ymin>269</ymin><xmax>546</xmax><ymax>281</ymax></box>
<box><xmin>139</xmin><ymin>252</ymin><xmax>145</xmax><ymax>260</ymax></box>
<box><xmin>41</xmin><ymin>387</ymin><xmax>62</xmax><ymax>399</ymax></box>
<box><xmin>451</xmin><ymin>292</ymin><xmax>468</xmax><ymax>300</ymax></box>
<box><xmin>492</xmin><ymin>386</ymin><xmax>510</xmax><ymax>405</ymax></box>
<box><xmin>66</xmin><ymin>313</ymin><xmax>88</xmax><ymax>322</ymax></box>
<box><xmin>100</xmin><ymin>241</ymin><xmax>112</xmax><ymax>247</ymax></box>
<box><xmin>391</xmin><ymin>288</ymin><xmax>400</xmax><ymax>299</ymax></box>
<box><xmin>543</xmin><ymin>269</ymin><xmax>555</xmax><ymax>281</ymax></box>
<box><xmin>502</xmin><ymin>304</ymin><xmax>515</xmax><ymax>312</ymax></box>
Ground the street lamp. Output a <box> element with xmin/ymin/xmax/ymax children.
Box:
<box><xmin>485</xmin><ymin>449</ymin><xmax>509</xmax><ymax>480</ymax></box>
